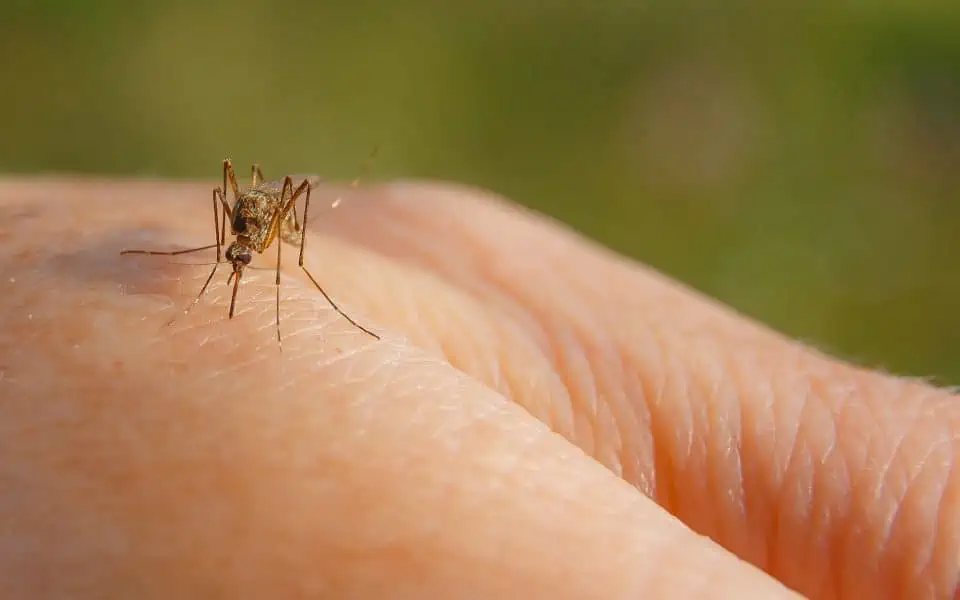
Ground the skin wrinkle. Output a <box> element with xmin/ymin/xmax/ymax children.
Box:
<box><xmin>760</xmin><ymin>356</ymin><xmax>896</xmax><ymax>596</ymax></box>
<box><xmin>805</xmin><ymin>370</ymin><xmax>866</xmax><ymax>599</ymax></box>
<box><xmin>879</xmin><ymin>475</ymin><xmax>921</xmax><ymax>598</ymax></box>
<box><xmin>362</xmin><ymin>193</ymin><xmax>548</xmax><ymax>408</ymax></box>
<box><xmin>591</xmin><ymin>356</ymin><xmax>622</xmax><ymax>477</ymax></box>
<box><xmin>856</xmin><ymin>392</ymin><xmax>901</xmax><ymax>597</ymax></box>
<box><xmin>643</xmin><ymin>318</ymin><xmax>679</xmax><ymax>510</ymax></box>
<box><xmin>699</xmin><ymin>344</ymin><xmax>745</xmax><ymax>554</ymax></box>
<box><xmin>656</xmin><ymin>343</ymin><xmax>698</xmax><ymax>512</ymax></box>
<box><xmin>372</xmin><ymin>254</ymin><xmax>573</xmax><ymax>433</ymax></box>
<box><xmin>299</xmin><ymin>230</ymin><xmax>576</xmax><ymax>436</ymax></box>
<box><xmin>546</xmin><ymin>326</ymin><xmax>597</xmax><ymax>459</ymax></box>
<box><xmin>489</xmin><ymin>324</ymin><xmax>572</xmax><ymax>435</ymax></box>
<box><xmin>340</xmin><ymin>187</ymin><xmax>581</xmax><ymax>325</ymax></box>
<box><xmin>812</xmin><ymin>391</ymin><xmax>844</xmax><ymax>600</ymax></box>
<box><xmin>799</xmin><ymin>446</ymin><xmax>823</xmax><ymax>590</ymax></box>
<box><xmin>433</xmin><ymin>294</ymin><xmax>508</xmax><ymax>400</ymax></box>
<box><xmin>532</xmin><ymin>317</ymin><xmax>607</xmax><ymax>474</ymax></box>
<box><xmin>378</xmin><ymin>220</ymin><xmax>581</xmax><ymax>436</ymax></box>
<box><xmin>870</xmin><ymin>401</ymin><xmax>922</xmax><ymax>510</ymax></box>
<box><xmin>487</xmin><ymin>335</ymin><xmax>505</xmax><ymax>393</ymax></box>
<box><xmin>396</xmin><ymin>275</ymin><xmax>432</xmax><ymax>347</ymax></box>
<box><xmin>348</xmin><ymin>196</ymin><xmax>557</xmax><ymax>351</ymax></box>
<box><xmin>825</xmin><ymin>426</ymin><xmax>852</xmax><ymax>600</ymax></box>
<box><xmin>899</xmin><ymin>428</ymin><xmax>958</xmax><ymax>596</ymax></box>
<box><xmin>689</xmin><ymin>354</ymin><xmax>718</xmax><ymax>534</ymax></box>
<box><xmin>479</xmin><ymin>248</ymin><xmax>638</xmax><ymax>477</ymax></box>
<box><xmin>736</xmin><ymin>349</ymin><xmax>785</xmax><ymax>574</ymax></box>
<box><xmin>778</xmin><ymin>367</ymin><xmax>817</xmax><ymax>584</ymax></box>
<box><xmin>834</xmin><ymin>389</ymin><xmax>875</xmax><ymax>599</ymax></box>
<box><xmin>898</xmin><ymin>437</ymin><xmax>948</xmax><ymax>586</ymax></box>
<box><xmin>324</xmin><ymin>186</ymin><xmax>816</xmax><ymax>506</ymax></box>
<box><xmin>326</xmin><ymin>188</ymin><xmax>697</xmax><ymax>492</ymax></box>
<box><xmin>682</xmin><ymin>347</ymin><xmax>720</xmax><ymax>539</ymax></box>
<box><xmin>716</xmin><ymin>362</ymin><xmax>749</xmax><ymax>560</ymax></box>
<box><xmin>879</xmin><ymin>431</ymin><xmax>932</xmax><ymax>574</ymax></box>
<box><xmin>933</xmin><ymin>450</ymin><xmax>960</xmax><ymax>596</ymax></box>
<box><xmin>565</xmin><ymin>273</ymin><xmax>646</xmax><ymax>482</ymax></box>
<box><xmin>660</xmin><ymin>348</ymin><xmax>696</xmax><ymax>514</ymax></box>
<box><xmin>615</xmin><ymin>335</ymin><xmax>654</xmax><ymax>494</ymax></box>
<box><xmin>364</xmin><ymin>261</ymin><xmax>451</xmax><ymax>356</ymax></box>
<box><xmin>604</xmin><ymin>338</ymin><xmax>635</xmax><ymax>483</ymax></box>
<box><xmin>843</xmin><ymin>381</ymin><xmax>922</xmax><ymax>599</ymax></box>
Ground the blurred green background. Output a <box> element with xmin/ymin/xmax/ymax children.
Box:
<box><xmin>2</xmin><ymin>1</ymin><xmax>958</xmax><ymax>385</ymax></box>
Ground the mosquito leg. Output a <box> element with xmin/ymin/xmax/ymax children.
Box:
<box><xmin>275</xmin><ymin>175</ymin><xmax>306</xmax><ymax>245</ymax></box>
<box><xmin>289</xmin><ymin>184</ymin><xmax>380</xmax><ymax>340</ymax></box>
<box><xmin>122</xmin><ymin>185</ymin><xmax>225</xmax><ymax>259</ymax></box>
<box><xmin>211</xmin><ymin>188</ymin><xmax>223</xmax><ymax>262</ymax></box>
<box><xmin>281</xmin><ymin>175</ymin><xmax>294</xmax><ymax>204</ymax></box>
<box><xmin>121</xmin><ymin>243</ymin><xmax>219</xmax><ymax>257</ymax></box>
<box><xmin>218</xmin><ymin>189</ymin><xmax>228</xmax><ymax>247</ymax></box>
<box><xmin>299</xmin><ymin>265</ymin><xmax>380</xmax><ymax>340</ymax></box>
<box><xmin>288</xmin><ymin>189</ymin><xmax>302</xmax><ymax>233</ymax></box>
<box><xmin>275</xmin><ymin>215</ymin><xmax>283</xmax><ymax>351</ymax></box>
<box><xmin>252</xmin><ymin>164</ymin><xmax>265</xmax><ymax>187</ymax></box>
<box><xmin>223</xmin><ymin>159</ymin><xmax>240</xmax><ymax>208</ymax></box>
<box><xmin>296</xmin><ymin>180</ymin><xmax>311</xmax><ymax>266</ymax></box>
<box><xmin>163</xmin><ymin>262</ymin><xmax>220</xmax><ymax>328</ymax></box>
<box><xmin>275</xmin><ymin>178</ymin><xmax>311</xmax><ymax>262</ymax></box>
<box><xmin>278</xmin><ymin>176</ymin><xmax>308</xmax><ymax>247</ymax></box>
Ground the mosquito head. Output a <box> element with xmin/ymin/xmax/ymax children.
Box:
<box><xmin>225</xmin><ymin>242</ymin><xmax>252</xmax><ymax>277</ymax></box>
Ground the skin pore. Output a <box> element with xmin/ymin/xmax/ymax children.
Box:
<box><xmin>0</xmin><ymin>177</ymin><xmax>957</xmax><ymax>599</ymax></box>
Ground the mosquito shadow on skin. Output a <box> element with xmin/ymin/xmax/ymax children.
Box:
<box><xmin>40</xmin><ymin>227</ymin><xmax>222</xmax><ymax>297</ymax></box>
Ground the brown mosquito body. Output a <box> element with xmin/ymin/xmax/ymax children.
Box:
<box><xmin>121</xmin><ymin>158</ymin><xmax>380</xmax><ymax>349</ymax></box>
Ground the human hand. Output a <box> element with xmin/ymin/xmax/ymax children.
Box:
<box><xmin>0</xmin><ymin>176</ymin><xmax>956</xmax><ymax>599</ymax></box>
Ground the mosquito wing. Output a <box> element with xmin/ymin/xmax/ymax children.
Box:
<box><xmin>254</xmin><ymin>174</ymin><xmax>326</xmax><ymax>196</ymax></box>
<box><xmin>255</xmin><ymin>174</ymin><xmax>351</xmax><ymax>213</ymax></box>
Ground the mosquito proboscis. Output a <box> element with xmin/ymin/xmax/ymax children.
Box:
<box><xmin>121</xmin><ymin>153</ymin><xmax>381</xmax><ymax>350</ymax></box>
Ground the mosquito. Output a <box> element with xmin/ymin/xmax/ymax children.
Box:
<box><xmin>121</xmin><ymin>156</ymin><xmax>381</xmax><ymax>350</ymax></box>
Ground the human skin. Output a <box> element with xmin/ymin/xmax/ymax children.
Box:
<box><xmin>0</xmin><ymin>176</ymin><xmax>957</xmax><ymax>600</ymax></box>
